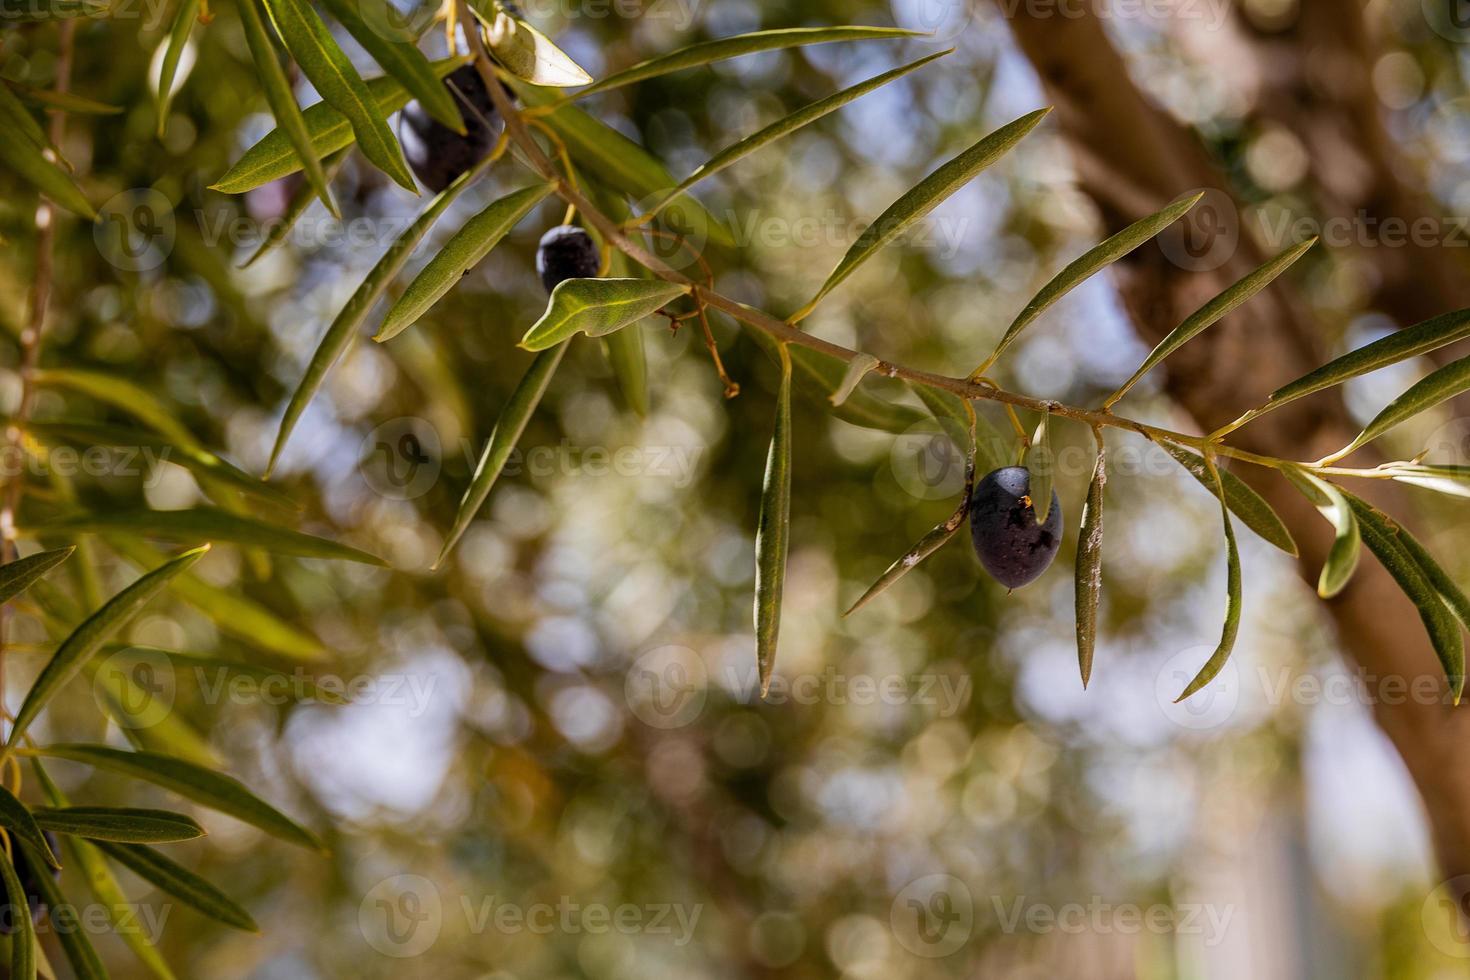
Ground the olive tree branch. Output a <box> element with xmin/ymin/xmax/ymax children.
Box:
<box><xmin>456</xmin><ymin>10</ymin><xmax>1362</xmax><ymax>482</ymax></box>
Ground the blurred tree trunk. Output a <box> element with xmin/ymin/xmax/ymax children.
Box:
<box><xmin>992</xmin><ymin>1</ymin><xmax>1470</xmax><ymax>885</ymax></box>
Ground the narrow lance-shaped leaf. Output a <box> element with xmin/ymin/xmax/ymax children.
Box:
<box><xmin>1162</xmin><ymin>443</ymin><xmax>1297</xmax><ymax>556</ymax></box>
<box><xmin>1281</xmin><ymin>468</ymin><xmax>1359</xmax><ymax>599</ymax></box>
<box><xmin>0</xmin><ymin>546</ymin><xmax>74</xmax><ymax>606</ymax></box>
<box><xmin>66</xmin><ymin>836</ymin><xmax>178</xmax><ymax>980</ymax></box>
<box><xmin>33</xmin><ymin>807</ymin><xmax>205</xmax><ymax>843</ymax></box>
<box><xmin>846</xmin><ymin>497</ymin><xmax>968</xmax><ymax>617</ymax></box>
<box><xmin>1383</xmin><ymin>463</ymin><xmax>1470</xmax><ymax>499</ymax></box>
<box><xmin>974</xmin><ymin>192</ymin><xmax>1201</xmax><ymax>376</ymax></box>
<box><xmin>520</xmin><ymin>279</ymin><xmax>690</xmax><ymax>351</ymax></box>
<box><xmin>7</xmin><ymin>546</ymin><xmax>208</xmax><ymax>749</ymax></box>
<box><xmin>20</xmin><ymin>842</ymin><xmax>105</xmax><ymax>980</ymax></box>
<box><xmin>93</xmin><ymin>842</ymin><xmax>258</xmax><ymax>932</ymax></box>
<box><xmin>211</xmin><ymin>57</ymin><xmax>466</xmax><ymax>193</ymax></box>
<box><xmin>571</xmin><ymin>26</ymin><xmax>921</xmax><ymax>100</ymax></box>
<box><xmin>435</xmin><ymin>342</ymin><xmax>569</xmax><ymax>567</ymax></box>
<box><xmin>318</xmin><ymin>0</ymin><xmax>464</xmax><ymax>130</ymax></box>
<box><xmin>1391</xmin><ymin>519</ymin><xmax>1470</xmax><ymax>652</ymax></box>
<box><xmin>0</xmin><ymin>785</ymin><xmax>60</xmax><ymax>869</ymax></box>
<box><xmin>1075</xmin><ymin>440</ymin><xmax>1106</xmax><ymax>688</ymax></box>
<box><xmin>0</xmin><ymin>846</ymin><xmax>36</xmax><ymax>980</ymax></box>
<box><xmin>155</xmin><ymin>0</ymin><xmax>199</xmax><ymax>137</ymax></box>
<box><xmin>1325</xmin><ymin>353</ymin><xmax>1470</xmax><ymax>463</ymax></box>
<box><xmin>239</xmin><ymin>148</ymin><xmax>349</xmax><ymax>268</ymax></box>
<box><xmin>30</xmin><ymin>508</ymin><xmax>384</xmax><ymax>565</ymax></box>
<box><xmin>1257</xmin><ymin>308</ymin><xmax>1470</xmax><ymax>414</ymax></box>
<box><xmin>376</xmin><ymin>183</ymin><xmax>553</xmax><ymax>341</ymax></box>
<box><xmin>754</xmin><ymin>345</ymin><xmax>793</xmax><ymax>698</ymax></box>
<box><xmin>262</xmin><ymin>0</ymin><xmax>415</xmax><ymax>191</ymax></box>
<box><xmin>270</xmin><ymin>157</ymin><xmax>498</xmax><ymax>473</ymax></box>
<box><xmin>32</xmin><ymin>367</ymin><xmax>201</xmax><ymax>450</ymax></box>
<box><xmin>1025</xmin><ymin>413</ymin><xmax>1054</xmax><ymax>524</ymax></box>
<box><xmin>796</xmin><ymin>108</ymin><xmax>1050</xmax><ymax>318</ymax></box>
<box><xmin>34</xmin><ymin>745</ymin><xmax>323</xmax><ymax>851</ymax></box>
<box><xmin>0</xmin><ymin>100</ymin><xmax>95</xmax><ymax>219</ymax></box>
<box><xmin>1344</xmin><ymin>493</ymin><xmax>1465</xmax><ymax>701</ymax></box>
<box><xmin>510</xmin><ymin>80</ymin><xmax>733</xmax><ymax>247</ymax></box>
<box><xmin>647</xmin><ymin>50</ymin><xmax>950</xmax><ymax>219</ymax></box>
<box><xmin>1104</xmin><ymin>237</ymin><xmax>1317</xmax><ymax>407</ymax></box>
<box><xmin>109</xmin><ymin>536</ymin><xmax>326</xmax><ymax>661</ymax></box>
<box><xmin>469</xmin><ymin>0</ymin><xmax>592</xmax><ymax>86</ymax></box>
<box><xmin>9</xmin><ymin>85</ymin><xmax>121</xmax><ymax>115</ymax></box>
<box><xmin>1176</xmin><ymin>458</ymin><xmax>1243</xmax><ymax>702</ymax></box>
<box><xmin>234</xmin><ymin>0</ymin><xmax>336</xmax><ymax>214</ymax></box>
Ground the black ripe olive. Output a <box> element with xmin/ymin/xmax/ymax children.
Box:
<box><xmin>398</xmin><ymin>65</ymin><xmax>505</xmax><ymax>193</ymax></box>
<box><xmin>536</xmin><ymin>225</ymin><xmax>600</xmax><ymax>293</ymax></box>
<box><xmin>969</xmin><ymin>465</ymin><xmax>1062</xmax><ymax>589</ymax></box>
<box><xmin>0</xmin><ymin>831</ymin><xmax>58</xmax><ymax>933</ymax></box>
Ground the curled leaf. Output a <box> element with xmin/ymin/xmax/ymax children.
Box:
<box><xmin>1175</xmin><ymin>458</ymin><xmax>1242</xmax><ymax>702</ymax></box>
<box><xmin>471</xmin><ymin>1</ymin><xmax>591</xmax><ymax>86</ymax></box>
<box><xmin>1075</xmin><ymin>441</ymin><xmax>1106</xmax><ymax>687</ymax></box>
<box><xmin>754</xmin><ymin>346</ymin><xmax>793</xmax><ymax>697</ymax></box>
<box><xmin>520</xmin><ymin>279</ymin><xmax>689</xmax><ymax>351</ymax></box>
<box><xmin>1025</xmin><ymin>414</ymin><xmax>1053</xmax><ymax>524</ymax></box>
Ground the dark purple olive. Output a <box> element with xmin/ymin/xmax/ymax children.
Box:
<box><xmin>0</xmin><ymin>831</ymin><xmax>58</xmax><ymax>933</ymax></box>
<box><xmin>398</xmin><ymin>65</ymin><xmax>505</xmax><ymax>193</ymax></box>
<box><xmin>969</xmin><ymin>466</ymin><xmax>1062</xmax><ymax>589</ymax></box>
<box><xmin>536</xmin><ymin>225</ymin><xmax>600</xmax><ymax>292</ymax></box>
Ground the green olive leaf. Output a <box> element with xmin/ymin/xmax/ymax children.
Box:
<box><xmin>830</xmin><ymin>354</ymin><xmax>881</xmax><ymax>407</ymax></box>
<box><xmin>211</xmin><ymin>57</ymin><xmax>466</xmax><ymax>194</ymax></box>
<box><xmin>376</xmin><ymin>183</ymin><xmax>554</xmax><ymax>341</ymax></box>
<box><xmin>511</xmin><ymin>80</ymin><xmax>734</xmax><ymax>247</ymax></box>
<box><xmin>747</xmin><ymin>328</ymin><xmax>923</xmax><ymax>432</ymax></box>
<box><xmin>262</xmin><ymin>0</ymin><xmax>415</xmax><ymax>191</ymax></box>
<box><xmin>1282</xmin><ymin>467</ymin><xmax>1360</xmax><ymax>599</ymax></box>
<box><xmin>1162</xmin><ymin>443</ymin><xmax>1297</xmax><ymax>556</ymax></box>
<box><xmin>754</xmin><ymin>345</ymin><xmax>793</xmax><ymax>698</ymax></box>
<box><xmin>29</xmin><ymin>509</ymin><xmax>384</xmax><ymax>565</ymax></box>
<box><xmin>977</xmin><ymin>192</ymin><xmax>1202</xmax><ymax>375</ymax></box>
<box><xmin>798</xmin><ymin>108</ymin><xmax>1050</xmax><ymax>317</ymax></box>
<box><xmin>1105</xmin><ymin>237</ymin><xmax>1316</xmax><ymax>407</ymax></box>
<box><xmin>234</xmin><ymin>0</ymin><xmax>336</xmax><ymax>214</ymax></box>
<box><xmin>0</xmin><ymin>784</ymin><xmax>61</xmax><ymax>870</ymax></box>
<box><xmin>1075</xmin><ymin>441</ymin><xmax>1106</xmax><ymax>688</ymax></box>
<box><xmin>33</xmin><ymin>806</ymin><xmax>205</xmax><ymax>843</ymax></box>
<box><xmin>520</xmin><ymin>279</ymin><xmax>690</xmax><ymax>351</ymax></box>
<box><xmin>270</xmin><ymin>157</ymin><xmax>498</xmax><ymax>473</ymax></box>
<box><xmin>155</xmin><ymin>0</ymin><xmax>199</xmax><ymax>136</ymax></box>
<box><xmin>435</xmin><ymin>342</ymin><xmax>569</xmax><ymax>567</ymax></box>
<box><xmin>846</xmin><ymin>496</ymin><xmax>968</xmax><ymax>616</ymax></box>
<box><xmin>1261</xmin><ymin>308</ymin><xmax>1470</xmax><ymax>413</ymax></box>
<box><xmin>647</xmin><ymin>50</ymin><xmax>950</xmax><ymax>219</ymax></box>
<box><xmin>239</xmin><ymin>147</ymin><xmax>349</xmax><ymax>269</ymax></box>
<box><xmin>1175</xmin><ymin>458</ymin><xmax>1242</xmax><ymax>702</ymax></box>
<box><xmin>66</xmin><ymin>835</ymin><xmax>177</xmax><ymax>979</ymax></box>
<box><xmin>22</xmin><ymin>843</ymin><xmax>106</xmax><ymax>980</ymax></box>
<box><xmin>0</xmin><ymin>88</ymin><xmax>96</xmax><ymax>219</ymax></box>
<box><xmin>34</xmin><ymin>744</ymin><xmax>323</xmax><ymax>851</ymax></box>
<box><xmin>109</xmin><ymin>537</ymin><xmax>327</xmax><ymax>661</ymax></box>
<box><xmin>93</xmin><ymin>842</ymin><xmax>258</xmax><ymax>932</ymax></box>
<box><xmin>1328</xmin><ymin>353</ymin><xmax>1470</xmax><ymax>462</ymax></box>
<box><xmin>571</xmin><ymin>26</ymin><xmax>920</xmax><ymax>100</ymax></box>
<box><xmin>0</xmin><ymin>845</ymin><xmax>36</xmax><ymax>980</ymax></box>
<box><xmin>318</xmin><ymin>0</ymin><xmax>463</xmax><ymax>130</ymax></box>
<box><xmin>7</xmin><ymin>545</ymin><xmax>208</xmax><ymax>749</ymax></box>
<box><xmin>1343</xmin><ymin>492</ymin><xmax>1465</xmax><ymax>702</ymax></box>
<box><xmin>0</xmin><ymin>546</ymin><xmax>75</xmax><ymax>606</ymax></box>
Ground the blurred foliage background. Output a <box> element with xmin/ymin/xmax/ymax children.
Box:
<box><xmin>3</xmin><ymin>0</ymin><xmax>1470</xmax><ymax>976</ymax></box>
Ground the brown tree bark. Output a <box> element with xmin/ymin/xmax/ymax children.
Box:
<box><xmin>992</xmin><ymin>2</ymin><xmax>1470</xmax><ymax>885</ymax></box>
